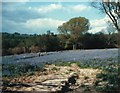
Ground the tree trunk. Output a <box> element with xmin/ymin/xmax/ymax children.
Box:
<box><xmin>73</xmin><ymin>44</ymin><xmax>76</xmax><ymax>50</ymax></box>
<box><xmin>118</xmin><ymin>29</ymin><xmax>120</xmax><ymax>93</ymax></box>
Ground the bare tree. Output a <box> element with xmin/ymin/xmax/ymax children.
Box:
<box><xmin>91</xmin><ymin>0</ymin><xmax>120</xmax><ymax>32</ymax></box>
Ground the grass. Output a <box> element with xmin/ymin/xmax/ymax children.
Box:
<box><xmin>2</xmin><ymin>62</ymin><xmax>45</xmax><ymax>77</ymax></box>
<box><xmin>53</xmin><ymin>61</ymin><xmax>81</xmax><ymax>67</ymax></box>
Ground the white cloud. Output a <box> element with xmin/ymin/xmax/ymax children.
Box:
<box><xmin>33</xmin><ymin>4</ymin><xmax>62</xmax><ymax>13</ymax></box>
<box><xmin>90</xmin><ymin>19</ymin><xmax>106</xmax><ymax>27</ymax></box>
<box><xmin>89</xmin><ymin>27</ymin><xmax>106</xmax><ymax>33</ymax></box>
<box><xmin>72</xmin><ymin>4</ymin><xmax>91</xmax><ymax>12</ymax></box>
<box><xmin>25</xmin><ymin>18</ymin><xmax>65</xmax><ymax>33</ymax></box>
<box><xmin>28</xmin><ymin>4</ymin><xmax>91</xmax><ymax>14</ymax></box>
<box><xmin>3</xmin><ymin>17</ymin><xmax>65</xmax><ymax>34</ymax></box>
<box><xmin>89</xmin><ymin>15</ymin><xmax>111</xmax><ymax>33</ymax></box>
<box><xmin>2</xmin><ymin>0</ymin><xmax>93</xmax><ymax>2</ymax></box>
<box><xmin>90</xmin><ymin>15</ymin><xmax>110</xmax><ymax>27</ymax></box>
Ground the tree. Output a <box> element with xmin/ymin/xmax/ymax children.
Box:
<box><xmin>105</xmin><ymin>20</ymin><xmax>116</xmax><ymax>46</ymax></box>
<box><xmin>58</xmin><ymin>17</ymin><xmax>90</xmax><ymax>50</ymax></box>
<box><xmin>91</xmin><ymin>0</ymin><xmax>120</xmax><ymax>32</ymax></box>
<box><xmin>81</xmin><ymin>32</ymin><xmax>108</xmax><ymax>49</ymax></box>
<box><xmin>106</xmin><ymin>21</ymin><xmax>116</xmax><ymax>34</ymax></box>
<box><xmin>57</xmin><ymin>34</ymin><xmax>71</xmax><ymax>49</ymax></box>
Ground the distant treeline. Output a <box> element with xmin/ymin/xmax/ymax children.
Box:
<box><xmin>1</xmin><ymin>32</ymin><xmax>119</xmax><ymax>56</ymax></box>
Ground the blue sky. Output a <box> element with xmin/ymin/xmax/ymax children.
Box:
<box><xmin>2</xmin><ymin>1</ymin><xmax>110</xmax><ymax>34</ymax></box>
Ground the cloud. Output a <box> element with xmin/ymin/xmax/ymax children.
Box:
<box><xmin>31</xmin><ymin>4</ymin><xmax>62</xmax><ymax>13</ymax></box>
<box><xmin>2</xmin><ymin>3</ymin><xmax>92</xmax><ymax>24</ymax></box>
<box><xmin>3</xmin><ymin>9</ymin><xmax>43</xmax><ymax>22</ymax></box>
<box><xmin>3</xmin><ymin>0</ymin><xmax>29</xmax><ymax>2</ymax></box>
<box><xmin>2</xmin><ymin>18</ymin><xmax>27</xmax><ymax>33</ymax></box>
<box><xmin>28</xmin><ymin>4</ymin><xmax>91</xmax><ymax>14</ymax></box>
<box><xmin>89</xmin><ymin>27</ymin><xmax>106</xmax><ymax>33</ymax></box>
<box><xmin>2</xmin><ymin>17</ymin><xmax>65</xmax><ymax>34</ymax></box>
<box><xmin>2</xmin><ymin>3</ymin><xmax>44</xmax><ymax>22</ymax></box>
<box><xmin>3</xmin><ymin>2</ymin><xmax>109</xmax><ymax>34</ymax></box>
<box><xmin>90</xmin><ymin>15</ymin><xmax>110</xmax><ymax>27</ymax></box>
<box><xmin>2</xmin><ymin>3</ymin><xmax>66</xmax><ymax>34</ymax></box>
<box><xmin>89</xmin><ymin>15</ymin><xmax>111</xmax><ymax>33</ymax></box>
<box><xmin>25</xmin><ymin>18</ymin><xmax>65</xmax><ymax>34</ymax></box>
<box><xmin>72</xmin><ymin>4</ymin><xmax>91</xmax><ymax>12</ymax></box>
<box><xmin>2</xmin><ymin>0</ymin><xmax>91</xmax><ymax>2</ymax></box>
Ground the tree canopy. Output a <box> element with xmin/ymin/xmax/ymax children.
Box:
<box><xmin>58</xmin><ymin>17</ymin><xmax>90</xmax><ymax>49</ymax></box>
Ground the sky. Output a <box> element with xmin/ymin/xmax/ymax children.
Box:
<box><xmin>2</xmin><ymin>0</ymin><xmax>112</xmax><ymax>35</ymax></box>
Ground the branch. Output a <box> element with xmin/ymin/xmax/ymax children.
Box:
<box><xmin>102</xmin><ymin>2</ymin><xmax>114</xmax><ymax>23</ymax></box>
<box><xmin>108</xmin><ymin>3</ymin><xmax>118</xmax><ymax>29</ymax></box>
<box><xmin>102</xmin><ymin>2</ymin><xmax>119</xmax><ymax>30</ymax></box>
